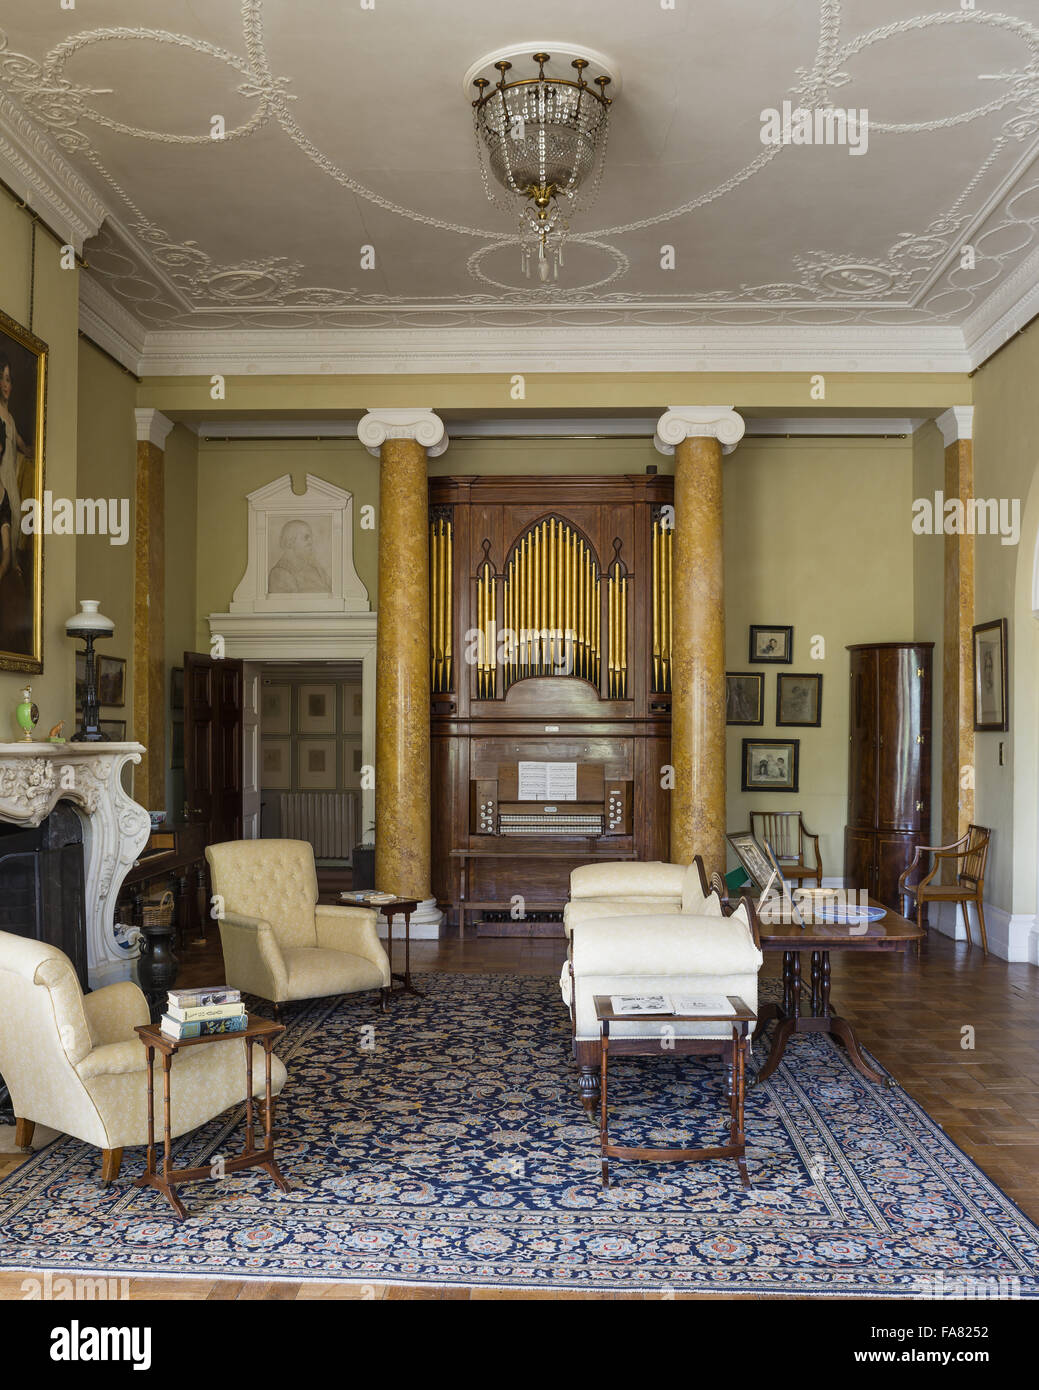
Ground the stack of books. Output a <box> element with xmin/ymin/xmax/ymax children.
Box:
<box><xmin>160</xmin><ymin>986</ymin><xmax>247</xmax><ymax>1039</ymax></box>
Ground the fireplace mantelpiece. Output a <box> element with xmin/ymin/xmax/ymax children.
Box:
<box><xmin>0</xmin><ymin>743</ymin><xmax>151</xmax><ymax>988</ymax></box>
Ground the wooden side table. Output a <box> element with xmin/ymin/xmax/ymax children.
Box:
<box><xmin>594</xmin><ymin>995</ymin><xmax>756</xmax><ymax>1189</ymax></box>
<box><xmin>133</xmin><ymin>1014</ymin><xmax>289</xmax><ymax>1220</ymax></box>
<box><xmin>339</xmin><ymin>893</ymin><xmax>423</xmax><ymax>997</ymax></box>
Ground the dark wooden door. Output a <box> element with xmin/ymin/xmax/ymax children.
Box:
<box><xmin>184</xmin><ymin>651</ymin><xmax>243</xmax><ymax>848</ymax></box>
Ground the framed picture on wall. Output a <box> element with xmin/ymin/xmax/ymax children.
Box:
<box><xmin>261</xmin><ymin>737</ymin><xmax>292</xmax><ymax>790</ymax></box>
<box><xmin>776</xmin><ymin>673</ymin><xmax>822</xmax><ymax>727</ymax></box>
<box><xmin>0</xmin><ymin>307</ymin><xmax>46</xmax><ymax>675</ymax></box>
<box><xmin>749</xmin><ymin>625</ymin><xmax>793</xmax><ymax>664</ymax></box>
<box><xmin>298</xmin><ymin>738</ymin><xmax>337</xmax><ymax>790</ymax></box>
<box><xmin>741</xmin><ymin>738</ymin><xmax>800</xmax><ymax>792</ymax></box>
<box><xmin>298</xmin><ymin>683</ymin><xmax>336</xmax><ymax>734</ymax></box>
<box><xmin>260</xmin><ymin>681</ymin><xmax>291</xmax><ymax>734</ymax></box>
<box><xmin>972</xmin><ymin>618</ymin><xmax>1008</xmax><ymax>732</ymax></box>
<box><xmin>726</xmin><ymin>672</ymin><xmax>764</xmax><ymax>725</ymax></box>
<box><xmin>97</xmin><ymin>656</ymin><xmax>126</xmax><ymax>707</ymax></box>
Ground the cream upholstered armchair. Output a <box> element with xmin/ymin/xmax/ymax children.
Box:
<box><xmin>206</xmin><ymin>839</ymin><xmax>391</xmax><ymax>1015</ymax></box>
<box><xmin>562</xmin><ymin>899</ymin><xmax>763</xmax><ymax>1107</ymax></box>
<box><xmin>562</xmin><ymin>856</ymin><xmax>722</xmax><ymax>937</ymax></box>
<box><xmin>0</xmin><ymin>930</ymin><xmax>287</xmax><ymax>1183</ymax></box>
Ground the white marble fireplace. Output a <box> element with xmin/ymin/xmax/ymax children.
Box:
<box><xmin>0</xmin><ymin>743</ymin><xmax>152</xmax><ymax>988</ymax></box>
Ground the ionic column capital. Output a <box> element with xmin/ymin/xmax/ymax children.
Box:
<box><xmin>358</xmin><ymin>408</ymin><xmax>448</xmax><ymax>458</ymax></box>
<box><xmin>654</xmin><ymin>406</ymin><xmax>745</xmax><ymax>457</ymax></box>
<box><xmin>936</xmin><ymin>406</ymin><xmax>973</xmax><ymax>447</ymax></box>
<box><xmin>134</xmin><ymin>408</ymin><xmax>174</xmax><ymax>449</ymax></box>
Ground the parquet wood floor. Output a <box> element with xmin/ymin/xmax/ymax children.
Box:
<box><xmin>2</xmin><ymin>924</ymin><xmax>1036</xmax><ymax>1300</ymax></box>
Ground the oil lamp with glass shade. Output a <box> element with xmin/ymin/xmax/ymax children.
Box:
<box><xmin>67</xmin><ymin>599</ymin><xmax>114</xmax><ymax>742</ymax></box>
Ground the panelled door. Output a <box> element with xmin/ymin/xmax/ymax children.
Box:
<box><xmin>184</xmin><ymin>651</ymin><xmax>244</xmax><ymax>848</ymax></box>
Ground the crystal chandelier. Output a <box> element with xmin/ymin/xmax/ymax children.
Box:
<box><xmin>471</xmin><ymin>52</ymin><xmax>612</xmax><ymax>282</ymax></box>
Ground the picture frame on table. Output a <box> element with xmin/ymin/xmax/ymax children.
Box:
<box><xmin>749</xmin><ymin>625</ymin><xmax>792</xmax><ymax>663</ymax></box>
<box><xmin>776</xmin><ymin>672</ymin><xmax>822</xmax><ymax>727</ymax></box>
<box><xmin>99</xmin><ymin>719</ymin><xmax>126</xmax><ymax>741</ymax></box>
<box><xmin>725</xmin><ymin>830</ymin><xmax>775</xmax><ymax>893</ymax></box>
<box><xmin>0</xmin><ymin>307</ymin><xmax>47</xmax><ymax>675</ymax></box>
<box><xmin>726</xmin><ymin>672</ymin><xmax>764</xmax><ymax>725</ymax></box>
<box><xmin>741</xmin><ymin>737</ymin><xmax>800</xmax><ymax>792</ymax></box>
<box><xmin>972</xmin><ymin>618</ymin><xmax>1008</xmax><ymax>732</ymax></box>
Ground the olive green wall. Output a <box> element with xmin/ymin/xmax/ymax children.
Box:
<box><xmin>972</xmin><ymin>323</ymin><xmax>1039</xmax><ymax>927</ymax></box>
<box><xmin>0</xmin><ymin>196</ymin><xmax>80</xmax><ymax>739</ymax></box>
<box><xmin>75</xmin><ymin>340</ymin><xmax>137</xmax><ymax>740</ymax></box>
<box><xmin>723</xmin><ymin>437</ymin><xmax>918</xmax><ymax>880</ymax></box>
<box><xmin>912</xmin><ymin>420</ymin><xmax>946</xmax><ymax>855</ymax></box>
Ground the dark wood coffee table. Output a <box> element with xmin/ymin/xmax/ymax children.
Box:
<box><xmin>133</xmin><ymin>1014</ymin><xmax>288</xmax><ymax>1220</ymax></box>
<box><xmin>752</xmin><ymin>900</ymin><xmax>923</xmax><ymax>1087</ymax></box>
<box><xmin>594</xmin><ymin>994</ymin><xmax>756</xmax><ymax>1188</ymax></box>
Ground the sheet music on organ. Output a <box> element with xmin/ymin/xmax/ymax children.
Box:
<box><xmin>517</xmin><ymin>761</ymin><xmax>578</xmax><ymax>801</ymax></box>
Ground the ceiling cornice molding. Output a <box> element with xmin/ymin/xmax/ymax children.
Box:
<box><xmin>78</xmin><ymin>274</ymin><xmax>147</xmax><ymax>375</ymax></box>
<box><xmin>133</xmin><ymin>324</ymin><xmax>973</xmax><ymax>377</ymax></box>
<box><xmin>961</xmin><ymin>242</ymin><xmax>1039</xmax><ymax>370</ymax></box>
<box><xmin>0</xmin><ymin>92</ymin><xmax>107</xmax><ymax>253</ymax></box>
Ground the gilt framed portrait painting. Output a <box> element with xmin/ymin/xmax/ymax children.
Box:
<box><xmin>0</xmin><ymin>309</ymin><xmax>46</xmax><ymax>673</ymax></box>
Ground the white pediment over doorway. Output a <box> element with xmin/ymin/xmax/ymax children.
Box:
<box><xmin>230</xmin><ymin>474</ymin><xmax>369</xmax><ymax>615</ymax></box>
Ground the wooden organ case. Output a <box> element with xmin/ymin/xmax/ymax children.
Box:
<box><xmin>429</xmin><ymin>475</ymin><xmax>674</xmax><ymax>933</ymax></box>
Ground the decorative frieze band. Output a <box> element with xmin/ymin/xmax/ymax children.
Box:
<box><xmin>654</xmin><ymin>406</ymin><xmax>746</xmax><ymax>457</ymax></box>
<box><xmin>357</xmin><ymin>409</ymin><xmax>448</xmax><ymax>458</ymax></box>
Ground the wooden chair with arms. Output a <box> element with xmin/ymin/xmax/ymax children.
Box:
<box><xmin>749</xmin><ymin>811</ymin><xmax>822</xmax><ymax>888</ymax></box>
<box><xmin>897</xmin><ymin>824</ymin><xmax>991</xmax><ymax>955</ymax></box>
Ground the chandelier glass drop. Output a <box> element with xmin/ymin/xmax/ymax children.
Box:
<box><xmin>472</xmin><ymin>52</ymin><xmax>612</xmax><ymax>282</ymax></box>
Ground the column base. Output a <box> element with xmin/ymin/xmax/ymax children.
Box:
<box><xmin>376</xmin><ymin>897</ymin><xmax>443</xmax><ymax>940</ymax></box>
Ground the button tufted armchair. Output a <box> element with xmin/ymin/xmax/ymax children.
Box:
<box><xmin>206</xmin><ymin>839</ymin><xmax>391</xmax><ymax>1015</ymax></box>
<box><xmin>0</xmin><ymin>930</ymin><xmax>287</xmax><ymax>1184</ymax></box>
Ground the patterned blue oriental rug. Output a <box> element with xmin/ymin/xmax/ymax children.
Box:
<box><xmin>1</xmin><ymin>973</ymin><xmax>1037</xmax><ymax>1296</ymax></box>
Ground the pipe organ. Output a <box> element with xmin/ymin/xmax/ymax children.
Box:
<box><xmin>429</xmin><ymin>475</ymin><xmax>674</xmax><ymax>933</ymax></box>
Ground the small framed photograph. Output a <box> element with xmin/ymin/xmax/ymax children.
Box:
<box><xmin>725</xmin><ymin>830</ymin><xmax>775</xmax><ymax>893</ymax></box>
<box><xmin>170</xmin><ymin>666</ymin><xmax>184</xmax><ymax>711</ymax></box>
<box><xmin>749</xmin><ymin>625</ymin><xmax>792</xmax><ymax>664</ymax></box>
<box><xmin>97</xmin><ymin>656</ymin><xmax>126</xmax><ymax>707</ymax></box>
<box><xmin>298</xmin><ymin>738</ymin><xmax>337</xmax><ymax>790</ymax></box>
<box><xmin>741</xmin><ymin>738</ymin><xmax>799</xmax><ymax>792</ymax></box>
<box><xmin>776</xmin><ymin>673</ymin><xmax>822</xmax><ymax>727</ymax></box>
<box><xmin>972</xmin><ymin>618</ymin><xmax>1008</xmax><ymax>731</ymax></box>
<box><xmin>261</xmin><ymin>737</ymin><xmax>292</xmax><ymax>790</ymax></box>
<box><xmin>726</xmin><ymin>672</ymin><xmax>764</xmax><ymax>725</ymax></box>
<box><xmin>99</xmin><ymin>719</ymin><xmax>126</xmax><ymax>741</ymax></box>
<box><xmin>298</xmin><ymin>683</ymin><xmax>336</xmax><ymax>735</ymax></box>
<box><xmin>260</xmin><ymin>681</ymin><xmax>291</xmax><ymax>735</ymax></box>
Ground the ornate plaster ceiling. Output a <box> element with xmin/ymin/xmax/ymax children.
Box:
<box><xmin>3</xmin><ymin>0</ymin><xmax>1039</xmax><ymax>371</ymax></box>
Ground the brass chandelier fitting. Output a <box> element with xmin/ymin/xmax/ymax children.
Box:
<box><xmin>471</xmin><ymin>51</ymin><xmax>613</xmax><ymax>282</ymax></box>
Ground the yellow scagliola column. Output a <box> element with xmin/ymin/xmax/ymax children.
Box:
<box><xmin>359</xmin><ymin>409</ymin><xmax>448</xmax><ymax>935</ymax></box>
<box><xmin>655</xmin><ymin>407</ymin><xmax>745</xmax><ymax>877</ymax></box>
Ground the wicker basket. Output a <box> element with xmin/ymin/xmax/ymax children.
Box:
<box><xmin>141</xmin><ymin>888</ymin><xmax>175</xmax><ymax>929</ymax></box>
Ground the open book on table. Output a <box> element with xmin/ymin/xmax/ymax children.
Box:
<box><xmin>609</xmin><ymin>994</ymin><xmax>736</xmax><ymax>1017</ymax></box>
